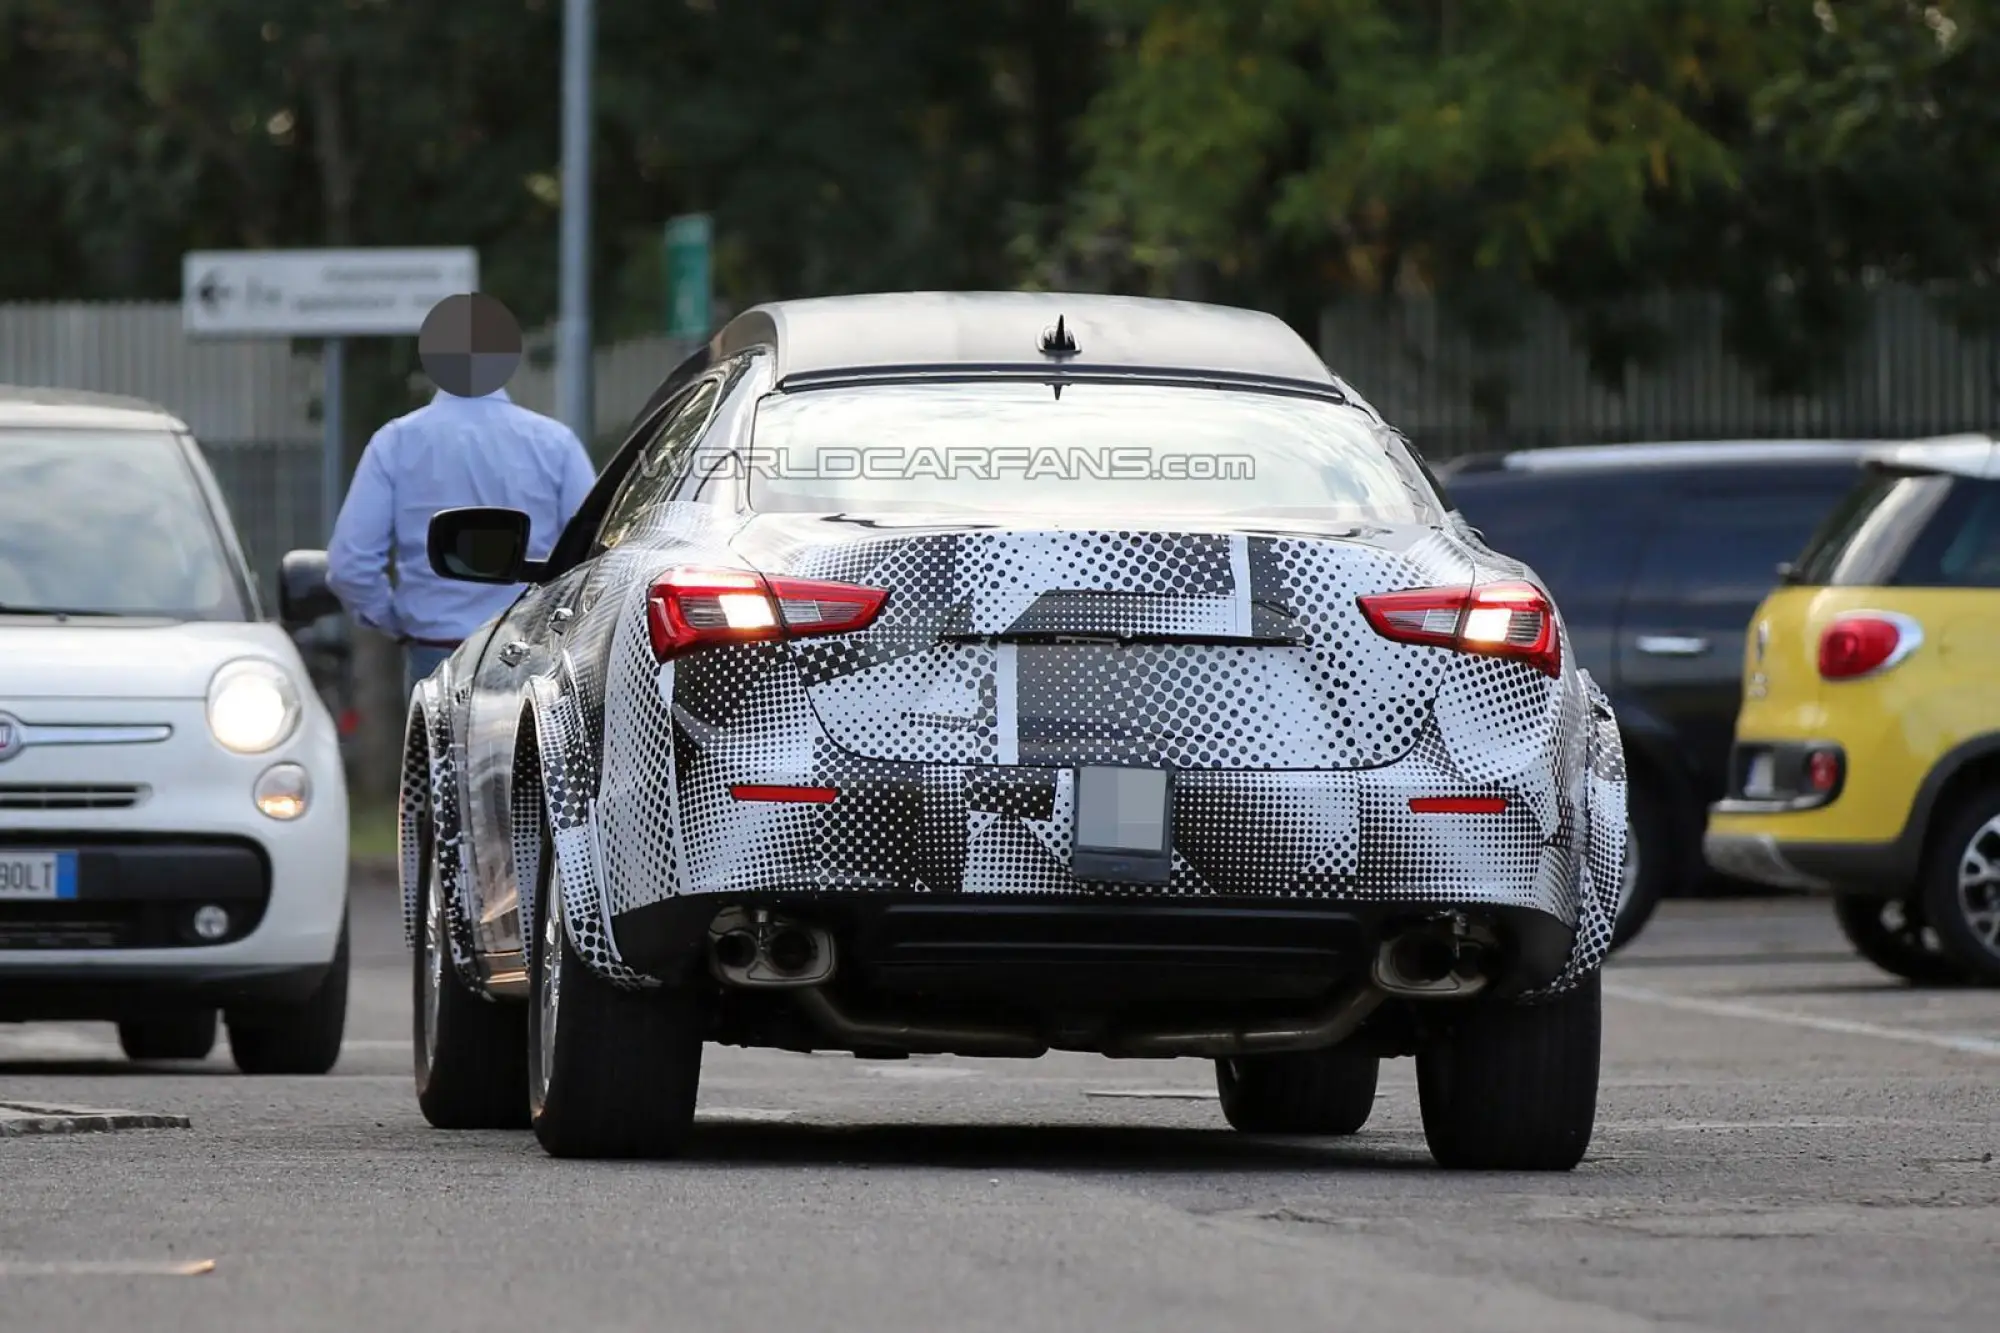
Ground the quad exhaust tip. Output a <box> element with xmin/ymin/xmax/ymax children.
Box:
<box><xmin>708</xmin><ymin>907</ymin><xmax>837</xmax><ymax>989</ymax></box>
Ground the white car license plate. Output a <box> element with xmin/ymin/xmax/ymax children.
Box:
<box><xmin>0</xmin><ymin>850</ymin><xmax>77</xmax><ymax>901</ymax></box>
<box><xmin>1743</xmin><ymin>752</ymin><xmax>1777</xmax><ymax>799</ymax></box>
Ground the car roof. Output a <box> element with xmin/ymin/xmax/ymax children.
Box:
<box><xmin>1441</xmin><ymin>439</ymin><xmax>1879</xmax><ymax>478</ymax></box>
<box><xmin>707</xmin><ymin>291</ymin><xmax>1340</xmax><ymax>391</ymax></box>
<box><xmin>0</xmin><ymin>384</ymin><xmax>188</xmax><ymax>433</ymax></box>
<box><xmin>1862</xmin><ymin>432</ymin><xmax>2000</xmax><ymax>481</ymax></box>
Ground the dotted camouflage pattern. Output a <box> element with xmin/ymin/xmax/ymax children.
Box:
<box><xmin>404</xmin><ymin>500</ymin><xmax>1628</xmax><ymax>999</ymax></box>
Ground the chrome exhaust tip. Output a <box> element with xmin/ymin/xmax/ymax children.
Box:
<box><xmin>707</xmin><ymin>907</ymin><xmax>836</xmax><ymax>988</ymax></box>
<box><xmin>1373</xmin><ymin>919</ymin><xmax>1490</xmax><ymax>998</ymax></box>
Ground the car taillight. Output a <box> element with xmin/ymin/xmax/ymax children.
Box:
<box><xmin>1817</xmin><ymin>613</ymin><xmax>1919</xmax><ymax>680</ymax></box>
<box><xmin>645</xmin><ymin>568</ymin><xmax>886</xmax><ymax>661</ymax></box>
<box><xmin>1356</xmin><ymin>581</ymin><xmax>1562</xmax><ymax>677</ymax></box>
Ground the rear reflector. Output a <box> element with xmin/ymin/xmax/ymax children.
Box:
<box><xmin>648</xmin><ymin>567</ymin><xmax>887</xmax><ymax>661</ymax></box>
<box><xmin>1817</xmin><ymin>613</ymin><xmax>1919</xmax><ymax>680</ymax></box>
<box><xmin>1358</xmin><ymin>581</ymin><xmax>1562</xmax><ymax>677</ymax></box>
<box><xmin>1408</xmin><ymin>796</ymin><xmax>1509</xmax><ymax>814</ymax></box>
<box><xmin>730</xmin><ymin>784</ymin><xmax>839</xmax><ymax>804</ymax></box>
<box><xmin>1805</xmin><ymin>749</ymin><xmax>1842</xmax><ymax>793</ymax></box>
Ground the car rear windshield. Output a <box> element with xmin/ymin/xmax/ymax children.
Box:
<box><xmin>0</xmin><ymin>428</ymin><xmax>249</xmax><ymax>619</ymax></box>
<box><xmin>1791</xmin><ymin>469</ymin><xmax>2000</xmax><ymax>588</ymax></box>
<box><xmin>743</xmin><ymin>380</ymin><xmax>1444</xmax><ymax>522</ymax></box>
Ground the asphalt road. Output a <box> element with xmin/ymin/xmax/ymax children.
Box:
<box><xmin>1</xmin><ymin>875</ymin><xmax>1995</xmax><ymax>1333</ymax></box>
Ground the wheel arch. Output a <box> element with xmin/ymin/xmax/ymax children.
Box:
<box><xmin>1915</xmin><ymin>733</ymin><xmax>2000</xmax><ymax>873</ymax></box>
<box><xmin>400</xmin><ymin>677</ymin><xmax>481</xmax><ymax>987</ymax></box>
<box><xmin>517</xmin><ymin>671</ymin><xmax>656</xmax><ymax>992</ymax></box>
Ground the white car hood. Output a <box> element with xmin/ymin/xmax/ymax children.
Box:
<box><xmin>0</xmin><ymin>618</ymin><xmax>309</xmax><ymax>700</ymax></box>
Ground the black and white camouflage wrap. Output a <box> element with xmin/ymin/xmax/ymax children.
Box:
<box><xmin>398</xmin><ymin>499</ymin><xmax>1627</xmax><ymax>998</ymax></box>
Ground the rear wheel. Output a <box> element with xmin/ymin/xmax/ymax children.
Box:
<box><xmin>1416</xmin><ymin>971</ymin><xmax>1601</xmax><ymax>1171</ymax></box>
<box><xmin>1609</xmin><ymin>775</ymin><xmax>1671</xmax><ymax>952</ymax></box>
<box><xmin>1215</xmin><ymin>1047</ymin><xmax>1378</xmax><ymax>1134</ymax></box>
<box><xmin>413</xmin><ymin>796</ymin><xmax>529</xmax><ymax>1128</ymax></box>
<box><xmin>226</xmin><ymin>916</ymin><xmax>349</xmax><ymax>1075</ymax></box>
<box><xmin>118</xmin><ymin>1012</ymin><xmax>217</xmax><ymax>1062</ymax></box>
<box><xmin>528</xmin><ymin>822</ymin><xmax>703</xmax><ymax>1158</ymax></box>
<box><xmin>1831</xmin><ymin>894</ymin><xmax>1969</xmax><ymax>986</ymax></box>
<box><xmin>1920</xmin><ymin>792</ymin><xmax>2000</xmax><ymax>986</ymax></box>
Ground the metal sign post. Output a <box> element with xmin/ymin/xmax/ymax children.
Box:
<box><xmin>557</xmin><ymin>0</ymin><xmax>595</xmax><ymax>446</ymax></box>
<box><xmin>321</xmin><ymin>337</ymin><xmax>345</xmax><ymax>545</ymax></box>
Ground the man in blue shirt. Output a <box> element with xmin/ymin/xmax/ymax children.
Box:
<box><xmin>326</xmin><ymin>384</ymin><xmax>596</xmax><ymax>698</ymax></box>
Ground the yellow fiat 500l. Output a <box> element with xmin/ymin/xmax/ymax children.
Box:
<box><xmin>1705</xmin><ymin>435</ymin><xmax>2000</xmax><ymax>985</ymax></box>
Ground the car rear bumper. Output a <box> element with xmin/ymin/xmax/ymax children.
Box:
<box><xmin>609</xmin><ymin>892</ymin><xmax>1580</xmax><ymax>1003</ymax></box>
<box><xmin>1701</xmin><ymin>820</ymin><xmax>1912</xmax><ymax>897</ymax></box>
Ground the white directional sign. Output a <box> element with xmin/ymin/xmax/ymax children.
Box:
<box><xmin>181</xmin><ymin>247</ymin><xmax>479</xmax><ymax>337</ymax></box>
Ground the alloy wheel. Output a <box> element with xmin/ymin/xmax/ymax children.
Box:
<box><xmin>1955</xmin><ymin>814</ymin><xmax>2000</xmax><ymax>959</ymax></box>
<box><xmin>421</xmin><ymin>835</ymin><xmax>445</xmax><ymax>1072</ymax></box>
<box><xmin>534</xmin><ymin>876</ymin><xmax>562</xmax><ymax>1108</ymax></box>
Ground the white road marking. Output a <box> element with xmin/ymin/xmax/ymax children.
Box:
<box><xmin>694</xmin><ymin>1107</ymin><xmax>794</xmax><ymax>1122</ymax></box>
<box><xmin>859</xmin><ymin>1064</ymin><xmax>973</xmax><ymax>1080</ymax></box>
<box><xmin>1083</xmin><ymin>1088</ymin><xmax>1219</xmax><ymax>1100</ymax></box>
<box><xmin>1604</xmin><ymin>982</ymin><xmax>2000</xmax><ymax>1057</ymax></box>
<box><xmin>1597</xmin><ymin>1116</ymin><xmax>1998</xmax><ymax>1132</ymax></box>
<box><xmin>0</xmin><ymin>1029</ymin><xmax>118</xmax><ymax>1058</ymax></box>
<box><xmin>0</xmin><ymin>1259</ymin><xmax>214</xmax><ymax>1277</ymax></box>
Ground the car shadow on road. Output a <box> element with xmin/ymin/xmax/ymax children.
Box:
<box><xmin>0</xmin><ymin>1059</ymin><xmax>235</xmax><ymax>1077</ymax></box>
<box><xmin>663</xmin><ymin>1120</ymin><xmax>1436</xmax><ymax>1174</ymax></box>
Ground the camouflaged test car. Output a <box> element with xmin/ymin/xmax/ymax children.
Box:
<box><xmin>282</xmin><ymin>293</ymin><xmax>1630</xmax><ymax>1166</ymax></box>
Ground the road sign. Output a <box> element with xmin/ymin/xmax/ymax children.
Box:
<box><xmin>180</xmin><ymin>248</ymin><xmax>479</xmax><ymax>337</ymax></box>
<box><xmin>663</xmin><ymin>214</ymin><xmax>712</xmax><ymax>339</ymax></box>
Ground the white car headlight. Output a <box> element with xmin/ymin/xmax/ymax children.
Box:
<box><xmin>207</xmin><ymin>658</ymin><xmax>301</xmax><ymax>755</ymax></box>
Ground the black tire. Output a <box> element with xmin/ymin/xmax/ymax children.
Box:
<box><xmin>226</xmin><ymin>915</ymin><xmax>349</xmax><ymax>1075</ymax></box>
<box><xmin>1919</xmin><ymin>791</ymin><xmax>2000</xmax><ymax>986</ymax></box>
<box><xmin>117</xmin><ymin>1011</ymin><xmax>217</xmax><ymax>1062</ymax></box>
<box><xmin>413</xmin><ymin>796</ymin><xmax>529</xmax><ymax>1129</ymax></box>
<box><xmin>1215</xmin><ymin>1046</ymin><xmax>1379</xmax><ymax>1134</ymax></box>
<box><xmin>1609</xmin><ymin>774</ymin><xmax>1671</xmax><ymax>952</ymax></box>
<box><xmin>1416</xmin><ymin>970</ymin><xmax>1601</xmax><ymax>1171</ymax></box>
<box><xmin>1831</xmin><ymin>894</ymin><xmax>1970</xmax><ymax>986</ymax></box>
<box><xmin>527</xmin><ymin>823</ymin><xmax>703</xmax><ymax>1159</ymax></box>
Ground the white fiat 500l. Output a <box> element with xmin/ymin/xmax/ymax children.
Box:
<box><xmin>0</xmin><ymin>387</ymin><xmax>349</xmax><ymax>1072</ymax></box>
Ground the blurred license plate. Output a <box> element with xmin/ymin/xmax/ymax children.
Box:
<box><xmin>1743</xmin><ymin>753</ymin><xmax>1777</xmax><ymax>798</ymax></box>
<box><xmin>0</xmin><ymin>851</ymin><xmax>75</xmax><ymax>901</ymax></box>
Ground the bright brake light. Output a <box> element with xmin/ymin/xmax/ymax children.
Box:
<box><xmin>646</xmin><ymin>568</ymin><xmax>886</xmax><ymax>661</ymax></box>
<box><xmin>1357</xmin><ymin>581</ymin><xmax>1562</xmax><ymax>677</ymax></box>
<box><xmin>1817</xmin><ymin>612</ymin><xmax>1922</xmax><ymax>680</ymax></box>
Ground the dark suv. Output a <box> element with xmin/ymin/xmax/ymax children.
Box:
<box><xmin>1437</xmin><ymin>441</ymin><xmax>1878</xmax><ymax>948</ymax></box>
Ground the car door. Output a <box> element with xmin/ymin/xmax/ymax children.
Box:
<box><xmin>459</xmin><ymin>368</ymin><xmax>738</xmax><ymax>965</ymax></box>
<box><xmin>1615</xmin><ymin>463</ymin><xmax>1860</xmax><ymax>801</ymax></box>
<box><xmin>460</xmin><ymin>573</ymin><xmax>582</xmax><ymax>968</ymax></box>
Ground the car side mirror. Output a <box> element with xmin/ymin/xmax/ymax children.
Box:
<box><xmin>427</xmin><ymin>507</ymin><xmax>544</xmax><ymax>584</ymax></box>
<box><xmin>277</xmin><ymin>550</ymin><xmax>342</xmax><ymax>629</ymax></box>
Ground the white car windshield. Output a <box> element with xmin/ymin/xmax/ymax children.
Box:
<box><xmin>742</xmin><ymin>381</ymin><xmax>1443</xmax><ymax>521</ymax></box>
<box><xmin>0</xmin><ymin>428</ymin><xmax>248</xmax><ymax>619</ymax></box>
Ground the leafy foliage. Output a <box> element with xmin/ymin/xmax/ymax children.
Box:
<box><xmin>0</xmin><ymin>0</ymin><xmax>1994</xmax><ymax>394</ymax></box>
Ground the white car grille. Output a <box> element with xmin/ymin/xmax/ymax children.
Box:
<box><xmin>0</xmin><ymin>783</ymin><xmax>148</xmax><ymax>811</ymax></box>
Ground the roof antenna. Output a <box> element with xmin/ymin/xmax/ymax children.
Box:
<box><xmin>1039</xmin><ymin>315</ymin><xmax>1079</xmax><ymax>357</ymax></box>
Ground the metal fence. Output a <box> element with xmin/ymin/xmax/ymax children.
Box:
<box><xmin>1322</xmin><ymin>284</ymin><xmax>2000</xmax><ymax>460</ymax></box>
<box><xmin>5</xmin><ymin>288</ymin><xmax>1998</xmax><ymax>602</ymax></box>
